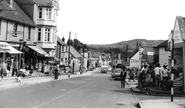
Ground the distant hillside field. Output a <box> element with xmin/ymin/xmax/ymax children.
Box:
<box><xmin>88</xmin><ymin>39</ymin><xmax>165</xmax><ymax>53</ymax></box>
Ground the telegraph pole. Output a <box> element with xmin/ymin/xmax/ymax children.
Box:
<box><xmin>125</xmin><ymin>44</ymin><xmax>128</xmax><ymax>64</ymax></box>
<box><xmin>68</xmin><ymin>31</ymin><xmax>71</xmax><ymax>67</ymax></box>
<box><xmin>171</xmin><ymin>38</ymin><xmax>174</xmax><ymax>102</ymax></box>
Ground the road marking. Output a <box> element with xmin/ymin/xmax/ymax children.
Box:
<box><xmin>32</xmin><ymin>78</ymin><xmax>100</xmax><ymax>108</ymax></box>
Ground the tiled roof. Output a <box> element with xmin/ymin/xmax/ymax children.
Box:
<box><xmin>0</xmin><ymin>0</ymin><xmax>36</xmax><ymax>27</ymax></box>
<box><xmin>153</xmin><ymin>40</ymin><xmax>168</xmax><ymax>48</ymax></box>
<box><xmin>57</xmin><ymin>36</ymin><xmax>66</xmax><ymax>45</ymax></box>
<box><xmin>14</xmin><ymin>0</ymin><xmax>37</xmax><ymax>20</ymax></box>
<box><xmin>156</xmin><ymin>40</ymin><xmax>168</xmax><ymax>48</ymax></box>
<box><xmin>34</xmin><ymin>0</ymin><xmax>59</xmax><ymax>8</ymax></box>
<box><xmin>70</xmin><ymin>46</ymin><xmax>83</xmax><ymax>58</ymax></box>
<box><xmin>91</xmin><ymin>52</ymin><xmax>101</xmax><ymax>58</ymax></box>
<box><xmin>128</xmin><ymin>48</ymin><xmax>138</xmax><ymax>59</ymax></box>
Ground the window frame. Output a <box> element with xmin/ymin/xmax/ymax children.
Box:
<box><xmin>39</xmin><ymin>8</ymin><xmax>42</xmax><ymax>19</ymax></box>
<box><xmin>38</xmin><ymin>28</ymin><xmax>41</xmax><ymax>41</ymax></box>
<box><xmin>45</xmin><ymin>28</ymin><xmax>50</xmax><ymax>42</ymax></box>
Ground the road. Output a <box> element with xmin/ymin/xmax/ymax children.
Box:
<box><xmin>0</xmin><ymin>68</ymin><xmax>183</xmax><ymax>108</ymax></box>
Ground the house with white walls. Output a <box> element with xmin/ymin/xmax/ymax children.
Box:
<box><xmin>153</xmin><ymin>40</ymin><xmax>168</xmax><ymax>66</ymax></box>
<box><xmin>128</xmin><ymin>49</ymin><xmax>139</xmax><ymax>69</ymax></box>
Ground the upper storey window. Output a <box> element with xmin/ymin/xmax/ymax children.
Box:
<box><xmin>45</xmin><ymin>28</ymin><xmax>50</xmax><ymax>42</ymax></box>
<box><xmin>39</xmin><ymin>8</ymin><xmax>42</xmax><ymax>19</ymax></box>
<box><xmin>46</xmin><ymin>8</ymin><xmax>52</xmax><ymax>20</ymax></box>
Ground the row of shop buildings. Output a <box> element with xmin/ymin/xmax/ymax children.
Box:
<box><xmin>0</xmin><ymin>0</ymin><xmax>88</xmax><ymax>73</ymax></box>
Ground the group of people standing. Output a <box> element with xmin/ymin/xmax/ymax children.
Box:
<box><xmin>139</xmin><ymin>63</ymin><xmax>170</xmax><ymax>90</ymax></box>
<box><xmin>0</xmin><ymin>57</ymin><xmax>19</xmax><ymax>82</ymax></box>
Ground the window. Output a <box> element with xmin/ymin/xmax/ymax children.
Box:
<box><xmin>45</xmin><ymin>28</ymin><xmax>50</xmax><ymax>41</ymax></box>
<box><xmin>0</xmin><ymin>20</ymin><xmax>1</xmax><ymax>35</ymax></box>
<box><xmin>38</xmin><ymin>28</ymin><xmax>41</xmax><ymax>41</ymax></box>
<box><xmin>46</xmin><ymin>8</ymin><xmax>52</xmax><ymax>19</ymax></box>
<box><xmin>27</xmin><ymin>27</ymin><xmax>31</xmax><ymax>41</ymax></box>
<box><xmin>62</xmin><ymin>46</ymin><xmax>64</xmax><ymax>52</ymax></box>
<box><xmin>66</xmin><ymin>46</ymin><xmax>68</xmax><ymax>52</ymax></box>
<box><xmin>13</xmin><ymin>23</ymin><xmax>17</xmax><ymax>37</ymax></box>
<box><xmin>39</xmin><ymin>8</ymin><xmax>42</xmax><ymax>18</ymax></box>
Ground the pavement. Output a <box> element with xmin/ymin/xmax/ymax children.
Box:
<box><xmin>138</xmin><ymin>99</ymin><xmax>185</xmax><ymax>108</ymax></box>
<box><xmin>0</xmin><ymin>70</ymin><xmax>95</xmax><ymax>91</ymax></box>
<box><xmin>125</xmin><ymin>79</ymin><xmax>185</xmax><ymax>108</ymax></box>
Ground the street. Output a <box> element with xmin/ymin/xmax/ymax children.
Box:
<box><xmin>0</xmin><ymin>68</ymin><xmax>183</xmax><ymax>108</ymax></box>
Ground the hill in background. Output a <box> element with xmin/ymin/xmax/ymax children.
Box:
<box><xmin>88</xmin><ymin>39</ymin><xmax>166</xmax><ymax>52</ymax></box>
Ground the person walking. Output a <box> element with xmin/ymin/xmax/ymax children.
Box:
<box><xmin>145</xmin><ymin>65</ymin><xmax>154</xmax><ymax>87</ymax></box>
<box><xmin>12</xmin><ymin>58</ymin><xmax>18</xmax><ymax>77</ymax></box>
<box><xmin>154</xmin><ymin>63</ymin><xmax>162</xmax><ymax>89</ymax></box>
<box><xmin>161</xmin><ymin>64</ymin><xmax>170</xmax><ymax>90</ymax></box>
<box><xmin>54</xmin><ymin>64</ymin><xmax>59</xmax><ymax>80</ymax></box>
<box><xmin>0</xmin><ymin>60</ymin><xmax>6</xmax><ymax>82</ymax></box>
<box><xmin>120</xmin><ymin>66</ymin><xmax>127</xmax><ymax>88</ymax></box>
<box><xmin>129</xmin><ymin>69</ymin><xmax>135</xmax><ymax>82</ymax></box>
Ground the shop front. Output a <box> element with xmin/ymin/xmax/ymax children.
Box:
<box><xmin>169</xmin><ymin>16</ymin><xmax>185</xmax><ymax>94</ymax></box>
<box><xmin>0</xmin><ymin>42</ymin><xmax>23</xmax><ymax>71</ymax></box>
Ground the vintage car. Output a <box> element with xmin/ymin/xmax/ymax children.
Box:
<box><xmin>101</xmin><ymin>65</ymin><xmax>108</xmax><ymax>73</ymax></box>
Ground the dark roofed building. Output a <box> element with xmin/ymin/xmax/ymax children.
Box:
<box><xmin>34</xmin><ymin>0</ymin><xmax>59</xmax><ymax>8</ymax></box>
<box><xmin>0</xmin><ymin>0</ymin><xmax>36</xmax><ymax>27</ymax></box>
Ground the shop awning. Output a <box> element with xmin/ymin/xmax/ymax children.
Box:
<box><xmin>27</xmin><ymin>45</ymin><xmax>48</xmax><ymax>56</ymax></box>
<box><xmin>0</xmin><ymin>42</ymin><xmax>22</xmax><ymax>54</ymax></box>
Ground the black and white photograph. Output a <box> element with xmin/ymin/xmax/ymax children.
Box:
<box><xmin>0</xmin><ymin>0</ymin><xmax>185</xmax><ymax>108</ymax></box>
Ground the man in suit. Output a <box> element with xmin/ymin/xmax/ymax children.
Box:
<box><xmin>120</xmin><ymin>66</ymin><xmax>127</xmax><ymax>88</ymax></box>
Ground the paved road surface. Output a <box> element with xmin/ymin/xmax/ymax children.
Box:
<box><xmin>0</xmin><ymin>68</ymin><xmax>184</xmax><ymax>108</ymax></box>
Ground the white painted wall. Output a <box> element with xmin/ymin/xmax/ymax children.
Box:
<box><xmin>130</xmin><ymin>51</ymin><xmax>139</xmax><ymax>69</ymax></box>
<box><xmin>159</xmin><ymin>48</ymin><xmax>168</xmax><ymax>66</ymax></box>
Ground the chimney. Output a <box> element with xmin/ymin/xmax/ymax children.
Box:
<box><xmin>7</xmin><ymin>0</ymin><xmax>13</xmax><ymax>8</ymax></box>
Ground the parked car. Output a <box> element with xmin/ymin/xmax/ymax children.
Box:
<box><xmin>114</xmin><ymin>68</ymin><xmax>123</xmax><ymax>80</ymax></box>
<box><xmin>101</xmin><ymin>65</ymin><xmax>108</xmax><ymax>73</ymax></box>
<box><xmin>107</xmin><ymin>66</ymin><xmax>112</xmax><ymax>72</ymax></box>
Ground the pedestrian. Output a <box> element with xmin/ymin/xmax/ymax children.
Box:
<box><xmin>12</xmin><ymin>58</ymin><xmax>18</xmax><ymax>77</ymax></box>
<box><xmin>161</xmin><ymin>64</ymin><xmax>170</xmax><ymax>90</ymax></box>
<box><xmin>140</xmin><ymin>65</ymin><xmax>147</xmax><ymax>87</ymax></box>
<box><xmin>129</xmin><ymin>69</ymin><xmax>135</xmax><ymax>82</ymax></box>
<box><xmin>154</xmin><ymin>63</ymin><xmax>162</xmax><ymax>89</ymax></box>
<box><xmin>145</xmin><ymin>65</ymin><xmax>154</xmax><ymax>87</ymax></box>
<box><xmin>54</xmin><ymin>64</ymin><xmax>59</xmax><ymax>80</ymax></box>
<box><xmin>0</xmin><ymin>60</ymin><xmax>6</xmax><ymax>82</ymax></box>
<box><xmin>120</xmin><ymin>66</ymin><xmax>127</xmax><ymax>88</ymax></box>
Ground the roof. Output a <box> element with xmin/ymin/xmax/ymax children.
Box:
<box><xmin>128</xmin><ymin>48</ymin><xmax>138</xmax><ymax>59</ymax></box>
<box><xmin>57</xmin><ymin>36</ymin><xmax>66</xmax><ymax>45</ymax></box>
<box><xmin>70</xmin><ymin>46</ymin><xmax>83</xmax><ymax>58</ymax></box>
<box><xmin>91</xmin><ymin>52</ymin><xmax>101</xmax><ymax>58</ymax></box>
<box><xmin>14</xmin><ymin>0</ymin><xmax>37</xmax><ymax>20</ymax></box>
<box><xmin>153</xmin><ymin>40</ymin><xmax>168</xmax><ymax>48</ymax></box>
<box><xmin>0</xmin><ymin>0</ymin><xmax>36</xmax><ymax>27</ymax></box>
<box><xmin>34</xmin><ymin>0</ymin><xmax>59</xmax><ymax>8</ymax></box>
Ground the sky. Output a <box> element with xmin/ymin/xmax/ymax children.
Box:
<box><xmin>57</xmin><ymin>0</ymin><xmax>185</xmax><ymax>44</ymax></box>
